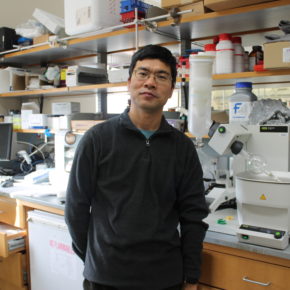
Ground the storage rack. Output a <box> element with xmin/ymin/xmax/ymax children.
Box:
<box><xmin>0</xmin><ymin>0</ymin><xmax>290</xmax><ymax>133</ymax></box>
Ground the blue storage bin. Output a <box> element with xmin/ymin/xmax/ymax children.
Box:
<box><xmin>120</xmin><ymin>0</ymin><xmax>150</xmax><ymax>13</ymax></box>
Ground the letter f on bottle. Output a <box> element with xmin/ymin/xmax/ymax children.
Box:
<box><xmin>233</xmin><ymin>102</ymin><xmax>242</xmax><ymax>113</ymax></box>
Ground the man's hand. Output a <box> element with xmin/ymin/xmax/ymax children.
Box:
<box><xmin>182</xmin><ymin>283</ymin><xmax>198</xmax><ymax>290</ymax></box>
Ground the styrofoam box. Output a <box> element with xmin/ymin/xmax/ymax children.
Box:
<box><xmin>64</xmin><ymin>0</ymin><xmax>122</xmax><ymax>36</ymax></box>
<box><xmin>29</xmin><ymin>114</ymin><xmax>48</xmax><ymax>128</ymax></box>
<box><xmin>33</xmin><ymin>8</ymin><xmax>64</xmax><ymax>34</ymax></box>
<box><xmin>108</xmin><ymin>68</ymin><xmax>129</xmax><ymax>83</ymax></box>
<box><xmin>52</xmin><ymin>102</ymin><xmax>80</xmax><ymax>115</ymax></box>
<box><xmin>0</xmin><ymin>68</ymin><xmax>10</xmax><ymax>93</ymax></box>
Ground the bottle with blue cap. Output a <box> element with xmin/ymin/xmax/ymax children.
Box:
<box><xmin>229</xmin><ymin>82</ymin><xmax>258</xmax><ymax>124</ymax></box>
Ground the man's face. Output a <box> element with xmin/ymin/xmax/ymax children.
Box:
<box><xmin>128</xmin><ymin>59</ymin><xmax>174</xmax><ymax>113</ymax></box>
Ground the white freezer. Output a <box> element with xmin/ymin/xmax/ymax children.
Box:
<box><xmin>28</xmin><ymin>210</ymin><xmax>84</xmax><ymax>290</ymax></box>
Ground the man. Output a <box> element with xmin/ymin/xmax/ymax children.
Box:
<box><xmin>65</xmin><ymin>45</ymin><xmax>209</xmax><ymax>290</ymax></box>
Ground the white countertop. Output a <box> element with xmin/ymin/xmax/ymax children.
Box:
<box><xmin>1</xmin><ymin>185</ymin><xmax>290</xmax><ymax>261</ymax></box>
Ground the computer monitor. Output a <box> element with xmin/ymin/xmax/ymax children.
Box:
<box><xmin>0</xmin><ymin>123</ymin><xmax>13</xmax><ymax>161</ymax></box>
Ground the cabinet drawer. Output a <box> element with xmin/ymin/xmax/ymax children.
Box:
<box><xmin>0</xmin><ymin>196</ymin><xmax>18</xmax><ymax>226</ymax></box>
<box><xmin>0</xmin><ymin>223</ymin><xmax>26</xmax><ymax>258</ymax></box>
<box><xmin>201</xmin><ymin>249</ymin><xmax>290</xmax><ymax>289</ymax></box>
<box><xmin>0</xmin><ymin>280</ymin><xmax>27</xmax><ymax>290</ymax></box>
<box><xmin>0</xmin><ymin>252</ymin><xmax>27</xmax><ymax>289</ymax></box>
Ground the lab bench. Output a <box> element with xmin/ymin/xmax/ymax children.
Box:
<box><xmin>1</xmin><ymin>191</ymin><xmax>290</xmax><ymax>289</ymax></box>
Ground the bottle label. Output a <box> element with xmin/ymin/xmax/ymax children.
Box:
<box><xmin>229</xmin><ymin>101</ymin><xmax>253</xmax><ymax>122</ymax></box>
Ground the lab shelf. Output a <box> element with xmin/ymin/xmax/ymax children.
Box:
<box><xmin>0</xmin><ymin>0</ymin><xmax>288</xmax><ymax>100</ymax></box>
<box><xmin>0</xmin><ymin>0</ymin><xmax>290</xmax><ymax>66</ymax></box>
<box><xmin>2</xmin><ymin>69</ymin><xmax>290</xmax><ymax>99</ymax></box>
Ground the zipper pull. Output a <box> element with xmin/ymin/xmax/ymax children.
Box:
<box><xmin>146</xmin><ymin>139</ymin><xmax>150</xmax><ymax>147</ymax></box>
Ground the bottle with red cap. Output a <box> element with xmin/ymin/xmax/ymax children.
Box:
<box><xmin>204</xmin><ymin>43</ymin><xmax>216</xmax><ymax>74</ymax></box>
<box><xmin>232</xmin><ymin>36</ymin><xmax>245</xmax><ymax>73</ymax></box>
<box><xmin>249</xmin><ymin>45</ymin><xmax>264</xmax><ymax>71</ymax></box>
<box><xmin>216</xmin><ymin>33</ymin><xmax>234</xmax><ymax>74</ymax></box>
<box><xmin>213</xmin><ymin>35</ymin><xmax>219</xmax><ymax>45</ymax></box>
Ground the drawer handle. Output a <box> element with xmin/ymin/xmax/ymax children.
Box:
<box><xmin>243</xmin><ymin>276</ymin><xmax>271</xmax><ymax>287</ymax></box>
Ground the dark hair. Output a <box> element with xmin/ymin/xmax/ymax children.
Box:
<box><xmin>129</xmin><ymin>45</ymin><xmax>177</xmax><ymax>87</ymax></box>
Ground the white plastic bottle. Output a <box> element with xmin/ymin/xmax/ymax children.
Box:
<box><xmin>232</xmin><ymin>36</ymin><xmax>245</xmax><ymax>73</ymax></box>
<box><xmin>229</xmin><ymin>82</ymin><xmax>258</xmax><ymax>124</ymax></box>
<box><xmin>204</xmin><ymin>43</ymin><xmax>216</xmax><ymax>74</ymax></box>
<box><xmin>215</xmin><ymin>33</ymin><xmax>234</xmax><ymax>74</ymax></box>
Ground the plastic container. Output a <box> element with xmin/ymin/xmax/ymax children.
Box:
<box><xmin>229</xmin><ymin>82</ymin><xmax>258</xmax><ymax>124</ymax></box>
<box><xmin>249</xmin><ymin>45</ymin><xmax>263</xmax><ymax>71</ymax></box>
<box><xmin>120</xmin><ymin>10</ymin><xmax>146</xmax><ymax>28</ymax></box>
<box><xmin>216</xmin><ymin>33</ymin><xmax>234</xmax><ymax>74</ymax></box>
<box><xmin>232</xmin><ymin>36</ymin><xmax>245</xmax><ymax>73</ymax></box>
<box><xmin>204</xmin><ymin>43</ymin><xmax>216</xmax><ymax>74</ymax></box>
<box><xmin>64</xmin><ymin>0</ymin><xmax>121</xmax><ymax>35</ymax></box>
<box><xmin>188</xmin><ymin>55</ymin><xmax>214</xmax><ymax>142</ymax></box>
<box><xmin>244</xmin><ymin>51</ymin><xmax>249</xmax><ymax>72</ymax></box>
<box><xmin>120</xmin><ymin>0</ymin><xmax>150</xmax><ymax>13</ymax></box>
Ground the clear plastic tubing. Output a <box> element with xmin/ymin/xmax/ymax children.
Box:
<box><xmin>188</xmin><ymin>55</ymin><xmax>214</xmax><ymax>141</ymax></box>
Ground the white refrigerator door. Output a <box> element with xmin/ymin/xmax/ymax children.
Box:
<box><xmin>28</xmin><ymin>210</ymin><xmax>84</xmax><ymax>290</ymax></box>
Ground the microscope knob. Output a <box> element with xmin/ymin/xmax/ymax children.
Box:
<box><xmin>218</xmin><ymin>126</ymin><xmax>226</xmax><ymax>134</ymax></box>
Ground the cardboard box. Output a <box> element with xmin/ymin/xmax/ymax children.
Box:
<box><xmin>212</xmin><ymin>110</ymin><xmax>229</xmax><ymax>124</ymax></box>
<box><xmin>161</xmin><ymin>0</ymin><xmax>200</xmax><ymax>8</ymax></box>
<box><xmin>25</xmin><ymin>74</ymin><xmax>47</xmax><ymax>89</ymax></box>
<box><xmin>11</xmin><ymin>73</ymin><xmax>26</xmax><ymax>91</ymax></box>
<box><xmin>178</xmin><ymin>1</ymin><xmax>205</xmax><ymax>19</ymax></box>
<box><xmin>264</xmin><ymin>41</ymin><xmax>290</xmax><ymax>69</ymax></box>
<box><xmin>33</xmin><ymin>34</ymin><xmax>52</xmax><ymax>45</ymax></box>
<box><xmin>52</xmin><ymin>102</ymin><xmax>80</xmax><ymax>115</ymax></box>
<box><xmin>71</xmin><ymin>120</ymin><xmax>104</xmax><ymax>132</ymax></box>
<box><xmin>204</xmin><ymin>0</ymin><xmax>274</xmax><ymax>11</ymax></box>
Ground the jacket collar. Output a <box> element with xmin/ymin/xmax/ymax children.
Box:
<box><xmin>119</xmin><ymin>108</ymin><xmax>173</xmax><ymax>134</ymax></box>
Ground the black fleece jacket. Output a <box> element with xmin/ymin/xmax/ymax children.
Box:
<box><xmin>65</xmin><ymin>109</ymin><xmax>208</xmax><ymax>290</ymax></box>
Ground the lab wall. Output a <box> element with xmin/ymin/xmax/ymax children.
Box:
<box><xmin>0</xmin><ymin>0</ymin><xmax>63</xmax><ymax>28</ymax></box>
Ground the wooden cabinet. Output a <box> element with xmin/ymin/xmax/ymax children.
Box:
<box><xmin>0</xmin><ymin>196</ymin><xmax>25</xmax><ymax>228</ymax></box>
<box><xmin>0</xmin><ymin>253</ymin><xmax>27</xmax><ymax>290</ymax></box>
<box><xmin>0</xmin><ymin>223</ymin><xmax>26</xmax><ymax>258</ymax></box>
<box><xmin>200</xmin><ymin>243</ymin><xmax>290</xmax><ymax>290</ymax></box>
<box><xmin>0</xmin><ymin>197</ymin><xmax>27</xmax><ymax>290</ymax></box>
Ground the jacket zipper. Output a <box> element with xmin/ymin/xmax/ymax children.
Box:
<box><xmin>145</xmin><ymin>138</ymin><xmax>151</xmax><ymax>159</ymax></box>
